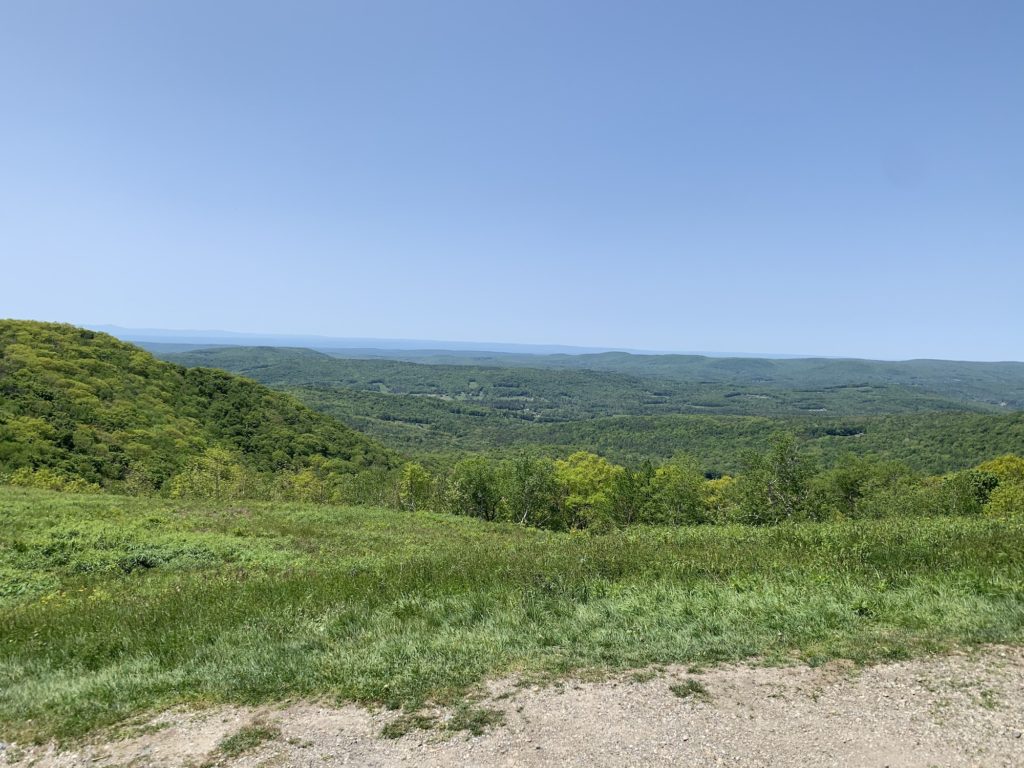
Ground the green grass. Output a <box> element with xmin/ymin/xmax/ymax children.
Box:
<box><xmin>1</xmin><ymin>486</ymin><xmax>1023</xmax><ymax>743</ymax></box>
<box><xmin>379</xmin><ymin>705</ymin><xmax>504</xmax><ymax>738</ymax></box>
<box><xmin>444</xmin><ymin>704</ymin><xmax>506</xmax><ymax>736</ymax></box>
<box><xmin>380</xmin><ymin>712</ymin><xmax>438</xmax><ymax>739</ymax></box>
<box><xmin>669</xmin><ymin>678</ymin><xmax>709</xmax><ymax>700</ymax></box>
<box><xmin>214</xmin><ymin>722</ymin><xmax>280</xmax><ymax>758</ymax></box>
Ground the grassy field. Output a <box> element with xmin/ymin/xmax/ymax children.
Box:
<box><xmin>2</xmin><ymin>486</ymin><xmax>1023</xmax><ymax>742</ymax></box>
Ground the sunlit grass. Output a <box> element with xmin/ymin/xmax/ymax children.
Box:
<box><xmin>1</xmin><ymin>486</ymin><xmax>1022</xmax><ymax>742</ymax></box>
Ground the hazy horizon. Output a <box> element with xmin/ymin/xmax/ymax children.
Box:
<box><xmin>3</xmin><ymin>2</ymin><xmax>1022</xmax><ymax>360</ymax></box>
<box><xmin>65</xmin><ymin>322</ymin><xmax>1020</xmax><ymax>364</ymax></box>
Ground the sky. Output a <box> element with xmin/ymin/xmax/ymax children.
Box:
<box><xmin>1</xmin><ymin>1</ymin><xmax>1022</xmax><ymax>361</ymax></box>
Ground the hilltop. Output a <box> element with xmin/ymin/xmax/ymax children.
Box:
<box><xmin>0</xmin><ymin>321</ymin><xmax>395</xmax><ymax>492</ymax></box>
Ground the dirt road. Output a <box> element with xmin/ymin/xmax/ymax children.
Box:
<box><xmin>6</xmin><ymin>647</ymin><xmax>1023</xmax><ymax>767</ymax></box>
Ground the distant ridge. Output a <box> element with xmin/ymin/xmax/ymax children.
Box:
<box><xmin>157</xmin><ymin>344</ymin><xmax>1024</xmax><ymax>473</ymax></box>
<box><xmin>89</xmin><ymin>324</ymin><xmax>824</xmax><ymax>359</ymax></box>
<box><xmin>161</xmin><ymin>344</ymin><xmax>1024</xmax><ymax>414</ymax></box>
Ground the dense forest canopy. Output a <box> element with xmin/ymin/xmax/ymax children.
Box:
<box><xmin>0</xmin><ymin>321</ymin><xmax>395</xmax><ymax>492</ymax></box>
<box><xmin>163</xmin><ymin>346</ymin><xmax>1023</xmax><ymax>417</ymax></box>
<box><xmin>144</xmin><ymin>340</ymin><xmax>1024</xmax><ymax>409</ymax></box>
<box><xmin>158</xmin><ymin>345</ymin><xmax>1024</xmax><ymax>475</ymax></box>
<box><xmin>335</xmin><ymin>348</ymin><xmax>1024</xmax><ymax>404</ymax></box>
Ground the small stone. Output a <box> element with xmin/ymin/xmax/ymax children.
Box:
<box><xmin>1014</xmin><ymin>730</ymin><xmax>1022</xmax><ymax>739</ymax></box>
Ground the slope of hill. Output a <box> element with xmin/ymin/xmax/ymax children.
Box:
<box><xmin>518</xmin><ymin>411</ymin><xmax>1024</xmax><ymax>474</ymax></box>
<box><xmin>161</xmin><ymin>346</ymin><xmax>1003</xmax><ymax>419</ymax></box>
<box><xmin>0</xmin><ymin>321</ymin><xmax>395</xmax><ymax>490</ymax></box>
<box><xmin>305</xmin><ymin>349</ymin><xmax>1024</xmax><ymax>410</ymax></box>
<box><xmin>239</xmin><ymin>387</ymin><xmax>1024</xmax><ymax>474</ymax></box>
<box><xmin>156</xmin><ymin>346</ymin><xmax>1024</xmax><ymax>474</ymax></box>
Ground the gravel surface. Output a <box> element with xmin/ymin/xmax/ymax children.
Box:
<box><xmin>6</xmin><ymin>646</ymin><xmax>1024</xmax><ymax>767</ymax></box>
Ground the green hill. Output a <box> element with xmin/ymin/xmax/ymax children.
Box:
<box><xmin>323</xmin><ymin>350</ymin><xmax>1024</xmax><ymax>409</ymax></box>
<box><xmin>254</xmin><ymin>346</ymin><xmax>1024</xmax><ymax>411</ymax></box>
<box><xmin>0</xmin><ymin>321</ymin><xmax>395</xmax><ymax>491</ymax></box>
<box><xmin>161</xmin><ymin>346</ymin><xmax>1005</xmax><ymax>419</ymax></box>
<box><xmin>156</xmin><ymin>346</ymin><xmax>1024</xmax><ymax>474</ymax></box>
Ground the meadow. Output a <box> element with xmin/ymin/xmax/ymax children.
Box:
<box><xmin>3</xmin><ymin>486</ymin><xmax>1022</xmax><ymax>743</ymax></box>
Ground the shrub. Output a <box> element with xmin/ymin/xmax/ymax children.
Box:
<box><xmin>932</xmin><ymin>470</ymin><xmax>1000</xmax><ymax>516</ymax></box>
<box><xmin>975</xmin><ymin>455</ymin><xmax>1024</xmax><ymax>485</ymax></box>
<box><xmin>445</xmin><ymin>456</ymin><xmax>501</xmax><ymax>520</ymax></box>
<box><xmin>5</xmin><ymin>467</ymin><xmax>100</xmax><ymax>493</ymax></box>
<box><xmin>496</xmin><ymin>454</ymin><xmax>559</xmax><ymax>528</ymax></box>
<box><xmin>398</xmin><ymin>462</ymin><xmax>434</xmax><ymax>511</ymax></box>
<box><xmin>735</xmin><ymin>435</ymin><xmax>816</xmax><ymax>524</ymax></box>
<box><xmin>985</xmin><ymin>483</ymin><xmax>1024</xmax><ymax>520</ymax></box>
<box><xmin>650</xmin><ymin>457</ymin><xmax>707</xmax><ymax>525</ymax></box>
<box><xmin>553</xmin><ymin>451</ymin><xmax>622</xmax><ymax>530</ymax></box>
<box><xmin>810</xmin><ymin>455</ymin><xmax>917</xmax><ymax>520</ymax></box>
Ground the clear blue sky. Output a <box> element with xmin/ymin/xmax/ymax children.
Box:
<box><xmin>2</xmin><ymin>1</ymin><xmax>1021</xmax><ymax>360</ymax></box>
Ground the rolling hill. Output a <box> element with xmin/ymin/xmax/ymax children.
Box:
<box><xmin>303</xmin><ymin>348</ymin><xmax>1024</xmax><ymax>410</ymax></box>
<box><xmin>157</xmin><ymin>345</ymin><xmax>1024</xmax><ymax>473</ymax></box>
<box><xmin>0</xmin><ymin>321</ymin><xmax>395</xmax><ymax>490</ymax></box>
<box><xmin>161</xmin><ymin>346</ymin><xmax>1012</xmax><ymax>419</ymax></box>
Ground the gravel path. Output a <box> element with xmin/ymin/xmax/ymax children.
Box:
<box><xmin>6</xmin><ymin>647</ymin><xmax>1024</xmax><ymax>767</ymax></box>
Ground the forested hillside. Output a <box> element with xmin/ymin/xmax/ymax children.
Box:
<box><xmin>164</xmin><ymin>347</ymin><xmax>1010</xmax><ymax>418</ymax></box>
<box><xmin>294</xmin><ymin>347</ymin><xmax>1024</xmax><ymax>410</ymax></box>
<box><xmin>0</xmin><ymin>321</ymin><xmax>395</xmax><ymax>492</ymax></box>
<box><xmin>159</xmin><ymin>345</ymin><xmax>1024</xmax><ymax>474</ymax></box>
<box><xmin>5</xmin><ymin>322</ymin><xmax>1023</xmax><ymax>514</ymax></box>
<box><xmin>3</xmin><ymin>321</ymin><xmax>1024</xmax><ymax>545</ymax></box>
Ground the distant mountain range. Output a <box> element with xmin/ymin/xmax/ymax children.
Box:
<box><xmin>157</xmin><ymin>344</ymin><xmax>1024</xmax><ymax>474</ymax></box>
<box><xmin>86</xmin><ymin>325</ymin><xmax>821</xmax><ymax>359</ymax></box>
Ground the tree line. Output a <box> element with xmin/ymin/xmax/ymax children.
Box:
<box><xmin>9</xmin><ymin>435</ymin><xmax>1020</xmax><ymax>531</ymax></box>
<box><xmin>374</xmin><ymin>439</ymin><xmax>1024</xmax><ymax>529</ymax></box>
